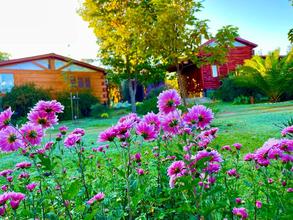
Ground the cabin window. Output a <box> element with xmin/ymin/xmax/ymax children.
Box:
<box><xmin>0</xmin><ymin>62</ymin><xmax>43</xmax><ymax>70</ymax></box>
<box><xmin>0</xmin><ymin>74</ymin><xmax>14</xmax><ymax>93</ymax></box>
<box><xmin>70</xmin><ymin>76</ymin><xmax>77</xmax><ymax>88</ymax></box>
<box><xmin>211</xmin><ymin>65</ymin><xmax>218</xmax><ymax>77</ymax></box>
<box><xmin>78</xmin><ymin>77</ymin><xmax>84</xmax><ymax>88</ymax></box>
<box><xmin>85</xmin><ymin>78</ymin><xmax>91</xmax><ymax>88</ymax></box>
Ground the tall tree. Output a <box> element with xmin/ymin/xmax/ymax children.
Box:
<box><xmin>150</xmin><ymin>0</ymin><xmax>238</xmax><ymax>104</ymax></box>
<box><xmin>0</xmin><ymin>51</ymin><xmax>10</xmax><ymax>61</ymax></box>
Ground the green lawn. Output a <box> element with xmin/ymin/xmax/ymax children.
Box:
<box><xmin>0</xmin><ymin>101</ymin><xmax>292</xmax><ymax>169</ymax></box>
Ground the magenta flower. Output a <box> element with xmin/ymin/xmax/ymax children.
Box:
<box><xmin>98</xmin><ymin>127</ymin><xmax>117</xmax><ymax>142</ymax></box>
<box><xmin>136</xmin><ymin>168</ymin><xmax>145</xmax><ymax>176</ymax></box>
<box><xmin>0</xmin><ymin>107</ymin><xmax>13</xmax><ymax>129</ymax></box>
<box><xmin>222</xmin><ymin>145</ymin><xmax>231</xmax><ymax>151</ymax></box>
<box><xmin>15</xmin><ymin>161</ymin><xmax>32</xmax><ymax>169</ymax></box>
<box><xmin>136</xmin><ymin>122</ymin><xmax>157</xmax><ymax>141</ymax></box>
<box><xmin>64</xmin><ymin>133</ymin><xmax>81</xmax><ymax>148</ymax></box>
<box><xmin>18</xmin><ymin>172</ymin><xmax>30</xmax><ymax>180</ymax></box>
<box><xmin>20</xmin><ymin>123</ymin><xmax>43</xmax><ymax>146</ymax></box>
<box><xmin>118</xmin><ymin>113</ymin><xmax>140</xmax><ymax>124</ymax></box>
<box><xmin>157</xmin><ymin>89</ymin><xmax>181</xmax><ymax>114</ymax></box>
<box><xmin>0</xmin><ymin>205</ymin><xmax>5</xmax><ymax>216</ymax></box>
<box><xmin>27</xmin><ymin>110</ymin><xmax>58</xmax><ymax>129</ymax></box>
<box><xmin>87</xmin><ymin>192</ymin><xmax>105</xmax><ymax>205</ymax></box>
<box><xmin>33</xmin><ymin>100</ymin><xmax>64</xmax><ymax>114</ymax></box>
<box><xmin>26</xmin><ymin>182</ymin><xmax>38</xmax><ymax>192</ymax></box>
<box><xmin>256</xmin><ymin>200</ymin><xmax>262</xmax><ymax>209</ymax></box>
<box><xmin>243</xmin><ymin>153</ymin><xmax>255</xmax><ymax>161</ymax></box>
<box><xmin>227</xmin><ymin>169</ymin><xmax>239</xmax><ymax>178</ymax></box>
<box><xmin>44</xmin><ymin>141</ymin><xmax>54</xmax><ymax>150</ymax></box>
<box><xmin>0</xmin><ymin>126</ymin><xmax>24</xmax><ymax>152</ymax></box>
<box><xmin>183</xmin><ymin>105</ymin><xmax>213</xmax><ymax>130</ymax></box>
<box><xmin>281</xmin><ymin>125</ymin><xmax>293</xmax><ymax>137</ymax></box>
<box><xmin>233</xmin><ymin>143</ymin><xmax>242</xmax><ymax>150</ymax></box>
<box><xmin>1</xmin><ymin>185</ymin><xmax>8</xmax><ymax>192</ymax></box>
<box><xmin>167</xmin><ymin>161</ymin><xmax>186</xmax><ymax>178</ymax></box>
<box><xmin>142</xmin><ymin>112</ymin><xmax>161</xmax><ymax>131</ymax></box>
<box><xmin>0</xmin><ymin>169</ymin><xmax>13</xmax><ymax>177</ymax></box>
<box><xmin>7</xmin><ymin>192</ymin><xmax>26</xmax><ymax>210</ymax></box>
<box><xmin>232</xmin><ymin>207</ymin><xmax>248</xmax><ymax>219</ymax></box>
<box><xmin>161</xmin><ymin>111</ymin><xmax>182</xmax><ymax>134</ymax></box>
<box><xmin>72</xmin><ymin>128</ymin><xmax>85</xmax><ymax>136</ymax></box>
<box><xmin>235</xmin><ymin>198</ymin><xmax>242</xmax><ymax>204</ymax></box>
<box><xmin>59</xmin><ymin>125</ymin><xmax>68</xmax><ymax>135</ymax></box>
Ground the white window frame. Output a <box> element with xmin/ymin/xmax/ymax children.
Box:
<box><xmin>211</xmin><ymin>65</ymin><xmax>218</xmax><ymax>77</ymax></box>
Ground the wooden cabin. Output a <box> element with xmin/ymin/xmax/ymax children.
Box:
<box><xmin>0</xmin><ymin>53</ymin><xmax>108</xmax><ymax>102</ymax></box>
<box><xmin>181</xmin><ymin>37</ymin><xmax>257</xmax><ymax>97</ymax></box>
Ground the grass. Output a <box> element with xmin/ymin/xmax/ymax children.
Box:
<box><xmin>0</xmin><ymin>101</ymin><xmax>292</xmax><ymax>169</ymax></box>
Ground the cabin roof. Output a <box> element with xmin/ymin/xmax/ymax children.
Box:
<box><xmin>202</xmin><ymin>36</ymin><xmax>258</xmax><ymax>48</ymax></box>
<box><xmin>0</xmin><ymin>53</ymin><xmax>106</xmax><ymax>73</ymax></box>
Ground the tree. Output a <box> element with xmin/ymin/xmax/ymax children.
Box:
<box><xmin>79</xmin><ymin>1</ymin><xmax>159</xmax><ymax>112</ymax></box>
<box><xmin>150</xmin><ymin>0</ymin><xmax>238</xmax><ymax>104</ymax></box>
<box><xmin>235</xmin><ymin>49</ymin><xmax>293</xmax><ymax>102</ymax></box>
<box><xmin>0</xmin><ymin>51</ymin><xmax>10</xmax><ymax>61</ymax></box>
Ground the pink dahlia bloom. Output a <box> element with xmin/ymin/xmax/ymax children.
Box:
<box><xmin>256</xmin><ymin>200</ymin><xmax>262</xmax><ymax>209</ymax></box>
<box><xmin>183</xmin><ymin>105</ymin><xmax>213</xmax><ymax>130</ymax></box>
<box><xmin>161</xmin><ymin>111</ymin><xmax>182</xmax><ymax>135</ymax></box>
<box><xmin>136</xmin><ymin>122</ymin><xmax>157</xmax><ymax>141</ymax></box>
<box><xmin>1</xmin><ymin>185</ymin><xmax>8</xmax><ymax>192</ymax></box>
<box><xmin>243</xmin><ymin>153</ymin><xmax>255</xmax><ymax>161</ymax></box>
<box><xmin>99</xmin><ymin>127</ymin><xmax>117</xmax><ymax>142</ymax></box>
<box><xmin>18</xmin><ymin>172</ymin><xmax>30</xmax><ymax>180</ymax></box>
<box><xmin>233</xmin><ymin>143</ymin><xmax>242</xmax><ymax>150</ymax></box>
<box><xmin>0</xmin><ymin>204</ymin><xmax>5</xmax><ymax>216</ymax></box>
<box><xmin>64</xmin><ymin>133</ymin><xmax>81</xmax><ymax>147</ymax></box>
<box><xmin>15</xmin><ymin>161</ymin><xmax>32</xmax><ymax>169</ymax></box>
<box><xmin>59</xmin><ymin>125</ymin><xmax>68</xmax><ymax>134</ymax></box>
<box><xmin>33</xmin><ymin>100</ymin><xmax>64</xmax><ymax>114</ymax></box>
<box><xmin>44</xmin><ymin>141</ymin><xmax>54</xmax><ymax>150</ymax></box>
<box><xmin>193</xmin><ymin>150</ymin><xmax>223</xmax><ymax>163</ymax></box>
<box><xmin>118</xmin><ymin>113</ymin><xmax>140</xmax><ymax>124</ymax></box>
<box><xmin>227</xmin><ymin>169</ymin><xmax>239</xmax><ymax>178</ymax></box>
<box><xmin>26</xmin><ymin>182</ymin><xmax>38</xmax><ymax>192</ymax></box>
<box><xmin>27</xmin><ymin>110</ymin><xmax>58</xmax><ymax>129</ymax></box>
<box><xmin>72</xmin><ymin>128</ymin><xmax>85</xmax><ymax>136</ymax></box>
<box><xmin>6</xmin><ymin>192</ymin><xmax>26</xmax><ymax>210</ymax></box>
<box><xmin>279</xmin><ymin>139</ymin><xmax>293</xmax><ymax>152</ymax></box>
<box><xmin>0</xmin><ymin>126</ymin><xmax>24</xmax><ymax>152</ymax></box>
<box><xmin>235</xmin><ymin>198</ymin><xmax>242</xmax><ymax>204</ymax></box>
<box><xmin>222</xmin><ymin>145</ymin><xmax>231</xmax><ymax>151</ymax></box>
<box><xmin>157</xmin><ymin>89</ymin><xmax>181</xmax><ymax>114</ymax></box>
<box><xmin>20</xmin><ymin>123</ymin><xmax>43</xmax><ymax>146</ymax></box>
<box><xmin>0</xmin><ymin>169</ymin><xmax>13</xmax><ymax>177</ymax></box>
<box><xmin>87</xmin><ymin>192</ymin><xmax>105</xmax><ymax>205</ymax></box>
<box><xmin>142</xmin><ymin>112</ymin><xmax>161</xmax><ymax>131</ymax></box>
<box><xmin>0</xmin><ymin>107</ymin><xmax>13</xmax><ymax>130</ymax></box>
<box><xmin>281</xmin><ymin>125</ymin><xmax>293</xmax><ymax>137</ymax></box>
<box><xmin>167</xmin><ymin>161</ymin><xmax>186</xmax><ymax>178</ymax></box>
<box><xmin>136</xmin><ymin>168</ymin><xmax>145</xmax><ymax>176</ymax></box>
<box><xmin>232</xmin><ymin>207</ymin><xmax>248</xmax><ymax>219</ymax></box>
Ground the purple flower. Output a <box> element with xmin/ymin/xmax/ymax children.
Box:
<box><xmin>27</xmin><ymin>110</ymin><xmax>58</xmax><ymax>129</ymax></box>
<box><xmin>0</xmin><ymin>169</ymin><xmax>13</xmax><ymax>177</ymax></box>
<box><xmin>33</xmin><ymin>100</ymin><xmax>64</xmax><ymax>114</ymax></box>
<box><xmin>72</xmin><ymin>128</ymin><xmax>85</xmax><ymax>136</ymax></box>
<box><xmin>233</xmin><ymin>143</ymin><xmax>242</xmax><ymax>150</ymax></box>
<box><xmin>256</xmin><ymin>200</ymin><xmax>262</xmax><ymax>209</ymax></box>
<box><xmin>136</xmin><ymin>168</ymin><xmax>145</xmax><ymax>176</ymax></box>
<box><xmin>161</xmin><ymin>111</ymin><xmax>182</xmax><ymax>134</ymax></box>
<box><xmin>0</xmin><ymin>107</ymin><xmax>13</xmax><ymax>130</ymax></box>
<box><xmin>59</xmin><ymin>125</ymin><xmax>68</xmax><ymax>134</ymax></box>
<box><xmin>1</xmin><ymin>185</ymin><xmax>8</xmax><ymax>192</ymax></box>
<box><xmin>0</xmin><ymin>126</ymin><xmax>24</xmax><ymax>152</ymax></box>
<box><xmin>15</xmin><ymin>162</ymin><xmax>32</xmax><ymax>169</ymax></box>
<box><xmin>281</xmin><ymin>125</ymin><xmax>293</xmax><ymax>137</ymax></box>
<box><xmin>227</xmin><ymin>169</ymin><xmax>239</xmax><ymax>178</ymax></box>
<box><xmin>99</xmin><ymin>127</ymin><xmax>117</xmax><ymax>142</ymax></box>
<box><xmin>183</xmin><ymin>105</ymin><xmax>213</xmax><ymax>130</ymax></box>
<box><xmin>157</xmin><ymin>89</ymin><xmax>181</xmax><ymax>114</ymax></box>
<box><xmin>64</xmin><ymin>133</ymin><xmax>81</xmax><ymax>147</ymax></box>
<box><xmin>235</xmin><ymin>198</ymin><xmax>242</xmax><ymax>204</ymax></box>
<box><xmin>222</xmin><ymin>145</ymin><xmax>231</xmax><ymax>151</ymax></box>
<box><xmin>136</xmin><ymin>122</ymin><xmax>157</xmax><ymax>141</ymax></box>
<box><xmin>167</xmin><ymin>161</ymin><xmax>186</xmax><ymax>178</ymax></box>
<box><xmin>243</xmin><ymin>153</ymin><xmax>255</xmax><ymax>161</ymax></box>
<box><xmin>26</xmin><ymin>183</ymin><xmax>38</xmax><ymax>192</ymax></box>
<box><xmin>142</xmin><ymin>112</ymin><xmax>160</xmax><ymax>131</ymax></box>
<box><xmin>87</xmin><ymin>192</ymin><xmax>105</xmax><ymax>205</ymax></box>
<box><xmin>20</xmin><ymin>123</ymin><xmax>43</xmax><ymax>146</ymax></box>
<box><xmin>232</xmin><ymin>207</ymin><xmax>248</xmax><ymax>219</ymax></box>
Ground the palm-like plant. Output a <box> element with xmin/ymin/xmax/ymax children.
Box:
<box><xmin>235</xmin><ymin>48</ymin><xmax>293</xmax><ymax>102</ymax></box>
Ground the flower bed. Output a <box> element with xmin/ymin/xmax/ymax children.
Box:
<box><xmin>0</xmin><ymin>90</ymin><xmax>292</xmax><ymax>219</ymax></box>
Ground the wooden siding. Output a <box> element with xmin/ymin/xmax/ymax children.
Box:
<box><xmin>0</xmin><ymin>69</ymin><xmax>107</xmax><ymax>103</ymax></box>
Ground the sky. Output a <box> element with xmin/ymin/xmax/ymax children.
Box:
<box><xmin>0</xmin><ymin>0</ymin><xmax>292</xmax><ymax>61</ymax></box>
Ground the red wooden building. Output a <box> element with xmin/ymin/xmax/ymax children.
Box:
<box><xmin>181</xmin><ymin>37</ymin><xmax>257</xmax><ymax>97</ymax></box>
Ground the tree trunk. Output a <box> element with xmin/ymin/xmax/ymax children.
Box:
<box><xmin>176</xmin><ymin>63</ymin><xmax>187</xmax><ymax>106</ymax></box>
<box><xmin>128</xmin><ymin>79</ymin><xmax>137</xmax><ymax>113</ymax></box>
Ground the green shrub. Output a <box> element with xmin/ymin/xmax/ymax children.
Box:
<box><xmin>78</xmin><ymin>91</ymin><xmax>100</xmax><ymax>117</ymax></box>
<box><xmin>100</xmin><ymin>113</ymin><xmax>109</xmax><ymax>118</ymax></box>
<box><xmin>2</xmin><ymin>84</ymin><xmax>50</xmax><ymax>118</ymax></box>
<box><xmin>136</xmin><ymin>97</ymin><xmax>158</xmax><ymax>115</ymax></box>
<box><xmin>233</xmin><ymin>96</ymin><xmax>250</xmax><ymax>104</ymax></box>
<box><xmin>91</xmin><ymin>103</ymin><xmax>108</xmax><ymax>118</ymax></box>
<box><xmin>146</xmin><ymin>85</ymin><xmax>167</xmax><ymax>100</ymax></box>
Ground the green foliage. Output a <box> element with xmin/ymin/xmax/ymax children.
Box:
<box><xmin>235</xmin><ymin>49</ymin><xmax>293</xmax><ymax>102</ymax></box>
<box><xmin>136</xmin><ymin>97</ymin><xmax>158</xmax><ymax>115</ymax></box>
<box><xmin>78</xmin><ymin>91</ymin><xmax>100</xmax><ymax>117</ymax></box>
<box><xmin>90</xmin><ymin>103</ymin><xmax>108</xmax><ymax>118</ymax></box>
<box><xmin>233</xmin><ymin>96</ymin><xmax>250</xmax><ymax>104</ymax></box>
<box><xmin>0</xmin><ymin>51</ymin><xmax>10</xmax><ymax>61</ymax></box>
<box><xmin>2</xmin><ymin>84</ymin><xmax>50</xmax><ymax>118</ymax></box>
<box><xmin>215</xmin><ymin>74</ymin><xmax>261</xmax><ymax>102</ymax></box>
<box><xmin>100</xmin><ymin>113</ymin><xmax>109</xmax><ymax>118</ymax></box>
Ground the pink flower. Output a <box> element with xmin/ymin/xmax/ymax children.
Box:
<box><xmin>0</xmin><ymin>126</ymin><xmax>24</xmax><ymax>152</ymax></box>
<box><xmin>64</xmin><ymin>133</ymin><xmax>81</xmax><ymax>147</ymax></box>
<box><xmin>44</xmin><ymin>141</ymin><xmax>54</xmax><ymax>150</ymax></box>
<box><xmin>222</xmin><ymin>145</ymin><xmax>231</xmax><ymax>151</ymax></box>
<box><xmin>0</xmin><ymin>169</ymin><xmax>13</xmax><ymax>177</ymax></box>
<box><xmin>183</xmin><ymin>105</ymin><xmax>213</xmax><ymax>130</ymax></box>
<box><xmin>20</xmin><ymin>122</ymin><xmax>44</xmax><ymax>146</ymax></box>
<box><xmin>0</xmin><ymin>107</ymin><xmax>13</xmax><ymax>129</ymax></box>
<box><xmin>167</xmin><ymin>161</ymin><xmax>186</xmax><ymax>178</ymax></box>
<box><xmin>72</xmin><ymin>128</ymin><xmax>85</xmax><ymax>136</ymax></box>
<box><xmin>27</xmin><ymin>110</ymin><xmax>58</xmax><ymax>129</ymax></box>
<box><xmin>136</xmin><ymin>122</ymin><xmax>157</xmax><ymax>141</ymax></box>
<box><xmin>33</xmin><ymin>100</ymin><xmax>64</xmax><ymax>114</ymax></box>
<box><xmin>118</xmin><ymin>113</ymin><xmax>140</xmax><ymax>124</ymax></box>
<box><xmin>1</xmin><ymin>185</ymin><xmax>8</xmax><ymax>192</ymax></box>
<box><xmin>136</xmin><ymin>168</ymin><xmax>145</xmax><ymax>176</ymax></box>
<box><xmin>227</xmin><ymin>169</ymin><xmax>239</xmax><ymax>178</ymax></box>
<box><xmin>268</xmin><ymin>178</ymin><xmax>274</xmax><ymax>184</ymax></box>
<box><xmin>142</xmin><ymin>112</ymin><xmax>160</xmax><ymax>131</ymax></box>
<box><xmin>6</xmin><ymin>176</ymin><xmax>13</xmax><ymax>182</ymax></box>
<box><xmin>15</xmin><ymin>161</ymin><xmax>32</xmax><ymax>169</ymax></box>
<box><xmin>26</xmin><ymin>182</ymin><xmax>38</xmax><ymax>192</ymax></box>
<box><xmin>287</xmin><ymin>188</ymin><xmax>293</xmax><ymax>192</ymax></box>
<box><xmin>87</xmin><ymin>192</ymin><xmax>105</xmax><ymax>205</ymax></box>
<box><xmin>157</xmin><ymin>89</ymin><xmax>181</xmax><ymax>114</ymax></box>
<box><xmin>281</xmin><ymin>125</ymin><xmax>293</xmax><ymax>137</ymax></box>
<box><xmin>232</xmin><ymin>207</ymin><xmax>248</xmax><ymax>219</ymax></box>
<box><xmin>256</xmin><ymin>200</ymin><xmax>262</xmax><ymax>208</ymax></box>
<box><xmin>59</xmin><ymin>126</ymin><xmax>68</xmax><ymax>135</ymax></box>
<box><xmin>99</xmin><ymin>127</ymin><xmax>117</xmax><ymax>142</ymax></box>
<box><xmin>233</xmin><ymin>143</ymin><xmax>242</xmax><ymax>150</ymax></box>
<box><xmin>243</xmin><ymin>153</ymin><xmax>255</xmax><ymax>161</ymax></box>
<box><xmin>161</xmin><ymin>111</ymin><xmax>182</xmax><ymax>134</ymax></box>
<box><xmin>18</xmin><ymin>172</ymin><xmax>30</xmax><ymax>180</ymax></box>
<box><xmin>0</xmin><ymin>205</ymin><xmax>6</xmax><ymax>216</ymax></box>
<box><xmin>205</xmin><ymin>163</ymin><xmax>221</xmax><ymax>173</ymax></box>
<box><xmin>235</xmin><ymin>198</ymin><xmax>242</xmax><ymax>204</ymax></box>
